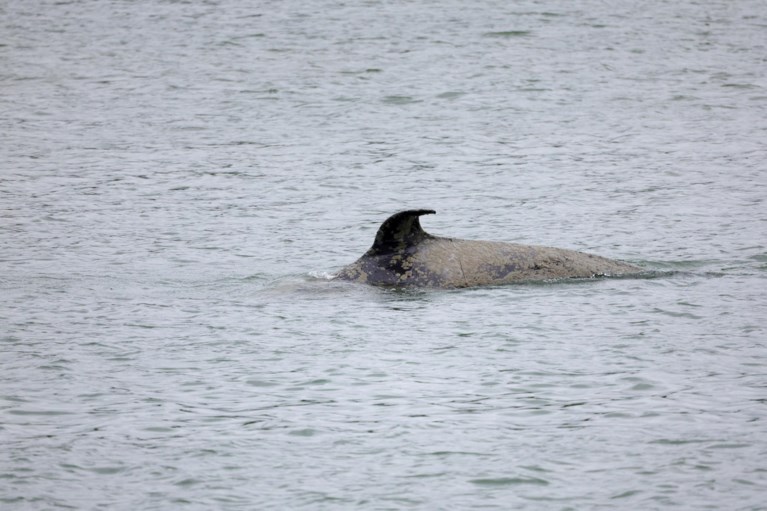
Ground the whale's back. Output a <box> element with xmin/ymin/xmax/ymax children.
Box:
<box><xmin>335</xmin><ymin>210</ymin><xmax>640</xmax><ymax>288</ymax></box>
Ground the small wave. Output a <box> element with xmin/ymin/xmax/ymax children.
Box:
<box><xmin>307</xmin><ymin>270</ymin><xmax>336</xmax><ymax>281</ymax></box>
<box><xmin>470</xmin><ymin>476</ymin><xmax>549</xmax><ymax>486</ymax></box>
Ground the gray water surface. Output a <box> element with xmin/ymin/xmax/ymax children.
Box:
<box><xmin>2</xmin><ymin>0</ymin><xmax>767</xmax><ymax>509</ymax></box>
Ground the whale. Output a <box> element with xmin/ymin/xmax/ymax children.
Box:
<box><xmin>334</xmin><ymin>209</ymin><xmax>641</xmax><ymax>288</ymax></box>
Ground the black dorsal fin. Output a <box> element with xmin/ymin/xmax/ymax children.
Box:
<box><xmin>367</xmin><ymin>209</ymin><xmax>436</xmax><ymax>255</ymax></box>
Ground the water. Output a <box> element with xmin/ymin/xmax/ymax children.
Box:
<box><xmin>2</xmin><ymin>0</ymin><xmax>766</xmax><ymax>509</ymax></box>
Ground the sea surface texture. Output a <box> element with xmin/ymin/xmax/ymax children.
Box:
<box><xmin>2</xmin><ymin>0</ymin><xmax>766</xmax><ymax>509</ymax></box>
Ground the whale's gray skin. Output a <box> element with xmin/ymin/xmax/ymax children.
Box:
<box><xmin>335</xmin><ymin>209</ymin><xmax>641</xmax><ymax>288</ymax></box>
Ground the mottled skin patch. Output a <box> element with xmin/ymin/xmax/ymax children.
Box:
<box><xmin>335</xmin><ymin>210</ymin><xmax>640</xmax><ymax>288</ymax></box>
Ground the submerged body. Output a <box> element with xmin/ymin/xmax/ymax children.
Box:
<box><xmin>335</xmin><ymin>209</ymin><xmax>640</xmax><ymax>288</ymax></box>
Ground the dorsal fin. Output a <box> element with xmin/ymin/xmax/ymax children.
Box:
<box><xmin>367</xmin><ymin>209</ymin><xmax>436</xmax><ymax>255</ymax></box>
